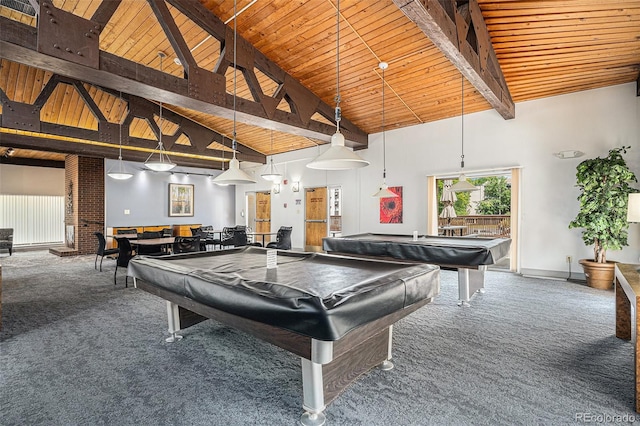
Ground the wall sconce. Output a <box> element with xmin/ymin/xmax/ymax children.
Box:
<box><xmin>273</xmin><ymin>184</ymin><xmax>280</xmax><ymax>194</ymax></box>
<box><xmin>292</xmin><ymin>181</ymin><xmax>300</xmax><ymax>192</ymax></box>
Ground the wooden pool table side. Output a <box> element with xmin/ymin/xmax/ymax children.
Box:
<box><xmin>135</xmin><ymin>278</ymin><xmax>433</xmax><ymax>424</ymax></box>
<box><xmin>614</xmin><ymin>263</ymin><xmax>640</xmax><ymax>413</ymax></box>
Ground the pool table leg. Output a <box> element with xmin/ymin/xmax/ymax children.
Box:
<box><xmin>301</xmin><ymin>358</ymin><xmax>327</xmax><ymax>426</ymax></box>
<box><xmin>165</xmin><ymin>301</ymin><xmax>183</xmax><ymax>343</ymax></box>
<box><xmin>379</xmin><ymin>325</ymin><xmax>394</xmax><ymax>371</ymax></box>
<box><xmin>457</xmin><ymin>266</ymin><xmax>486</xmax><ymax>307</ymax></box>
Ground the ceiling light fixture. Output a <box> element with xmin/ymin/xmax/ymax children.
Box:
<box><xmin>306</xmin><ymin>0</ymin><xmax>369</xmax><ymax>171</ymax></box>
<box><xmin>372</xmin><ymin>62</ymin><xmax>398</xmax><ymax>198</ymax></box>
<box><xmin>213</xmin><ymin>2</ymin><xmax>256</xmax><ymax>186</ymax></box>
<box><xmin>107</xmin><ymin>92</ymin><xmax>134</xmax><ymax>180</ymax></box>
<box><xmin>144</xmin><ymin>52</ymin><xmax>176</xmax><ymax>172</ymax></box>
<box><xmin>261</xmin><ymin>130</ymin><xmax>283</xmax><ymax>183</ymax></box>
<box><xmin>450</xmin><ymin>75</ymin><xmax>478</xmax><ymax>193</ymax></box>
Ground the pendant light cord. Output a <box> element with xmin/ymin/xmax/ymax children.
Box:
<box><xmin>382</xmin><ymin>64</ymin><xmax>386</xmax><ymax>180</ymax></box>
<box><xmin>159</xmin><ymin>54</ymin><xmax>164</xmax><ymax>151</ymax></box>
<box><xmin>118</xmin><ymin>91</ymin><xmax>123</xmax><ymax>160</ymax></box>
<box><xmin>334</xmin><ymin>0</ymin><xmax>341</xmax><ymax>133</ymax></box>
<box><xmin>232</xmin><ymin>0</ymin><xmax>238</xmax><ymax>159</ymax></box>
<box><xmin>460</xmin><ymin>74</ymin><xmax>465</xmax><ymax>169</ymax></box>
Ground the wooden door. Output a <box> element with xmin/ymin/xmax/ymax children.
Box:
<box><xmin>305</xmin><ymin>187</ymin><xmax>327</xmax><ymax>252</ymax></box>
<box><xmin>255</xmin><ymin>192</ymin><xmax>271</xmax><ymax>244</ymax></box>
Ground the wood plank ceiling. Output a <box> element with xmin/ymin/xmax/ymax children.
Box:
<box><xmin>0</xmin><ymin>0</ymin><xmax>638</xmax><ymax>168</ymax></box>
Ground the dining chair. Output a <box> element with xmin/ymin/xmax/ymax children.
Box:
<box><xmin>173</xmin><ymin>236</ymin><xmax>201</xmax><ymax>254</ymax></box>
<box><xmin>137</xmin><ymin>231</ymin><xmax>164</xmax><ymax>256</ymax></box>
<box><xmin>232</xmin><ymin>227</ymin><xmax>248</xmax><ymax>247</ymax></box>
<box><xmin>114</xmin><ymin>237</ymin><xmax>134</xmax><ymax>287</ymax></box>
<box><xmin>266</xmin><ymin>226</ymin><xmax>292</xmax><ymax>250</ymax></box>
<box><xmin>117</xmin><ymin>228</ymin><xmax>138</xmax><ymax>235</ymax></box>
<box><xmin>191</xmin><ymin>226</ymin><xmax>215</xmax><ymax>251</ymax></box>
<box><xmin>94</xmin><ymin>232</ymin><xmax>118</xmax><ymax>272</ymax></box>
<box><xmin>219</xmin><ymin>226</ymin><xmax>236</xmax><ymax>249</ymax></box>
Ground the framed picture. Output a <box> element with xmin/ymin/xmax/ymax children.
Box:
<box><xmin>169</xmin><ymin>183</ymin><xmax>194</xmax><ymax>217</ymax></box>
<box><xmin>380</xmin><ymin>186</ymin><xmax>403</xmax><ymax>223</ymax></box>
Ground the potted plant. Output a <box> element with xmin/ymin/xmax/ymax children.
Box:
<box><xmin>569</xmin><ymin>146</ymin><xmax>637</xmax><ymax>289</ymax></box>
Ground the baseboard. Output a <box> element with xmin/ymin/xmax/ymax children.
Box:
<box><xmin>520</xmin><ymin>268</ymin><xmax>586</xmax><ymax>282</ymax></box>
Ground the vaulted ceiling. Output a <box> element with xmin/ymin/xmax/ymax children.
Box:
<box><xmin>1</xmin><ymin>0</ymin><xmax>639</xmax><ymax>169</ymax></box>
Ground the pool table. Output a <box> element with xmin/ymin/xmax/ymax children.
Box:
<box><xmin>323</xmin><ymin>233</ymin><xmax>511</xmax><ymax>306</ymax></box>
<box><xmin>127</xmin><ymin>246</ymin><xmax>440</xmax><ymax>425</ymax></box>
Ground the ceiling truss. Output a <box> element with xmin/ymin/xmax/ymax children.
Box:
<box><xmin>393</xmin><ymin>0</ymin><xmax>515</xmax><ymax>119</ymax></box>
<box><xmin>0</xmin><ymin>0</ymin><xmax>369</xmax><ymax>168</ymax></box>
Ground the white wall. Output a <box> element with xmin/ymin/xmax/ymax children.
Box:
<box><xmin>0</xmin><ymin>164</ymin><xmax>64</xmax><ymax>195</ymax></box>
<box><xmin>235</xmin><ymin>83</ymin><xmax>640</xmax><ymax>277</ymax></box>
<box><xmin>105</xmin><ymin>160</ymin><xmax>235</xmax><ymax>229</ymax></box>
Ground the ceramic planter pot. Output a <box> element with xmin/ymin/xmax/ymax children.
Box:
<box><xmin>579</xmin><ymin>259</ymin><xmax>616</xmax><ymax>290</ymax></box>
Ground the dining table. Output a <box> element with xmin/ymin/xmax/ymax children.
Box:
<box><xmin>129</xmin><ymin>237</ymin><xmax>176</xmax><ymax>254</ymax></box>
<box><xmin>247</xmin><ymin>232</ymin><xmax>278</xmax><ymax>246</ymax></box>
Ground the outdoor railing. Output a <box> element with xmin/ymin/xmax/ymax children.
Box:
<box><xmin>438</xmin><ymin>215</ymin><xmax>510</xmax><ymax>238</ymax></box>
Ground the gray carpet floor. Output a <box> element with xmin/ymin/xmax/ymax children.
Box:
<box><xmin>0</xmin><ymin>250</ymin><xmax>636</xmax><ymax>425</ymax></box>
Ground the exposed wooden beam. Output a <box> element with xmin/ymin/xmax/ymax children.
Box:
<box><xmin>91</xmin><ymin>0</ymin><xmax>122</xmax><ymax>29</ymax></box>
<box><xmin>147</xmin><ymin>0</ymin><xmax>196</xmax><ymax>75</ymax></box>
<box><xmin>0</xmin><ymin>156</ymin><xmax>64</xmax><ymax>168</ymax></box>
<box><xmin>0</xmin><ymin>14</ymin><xmax>368</xmax><ymax>147</ymax></box>
<box><xmin>0</xmin><ymin>130</ymin><xmax>226</xmax><ymax>170</ymax></box>
<box><xmin>392</xmin><ymin>0</ymin><xmax>515</xmax><ymax>119</ymax></box>
<box><xmin>1</xmin><ymin>69</ymin><xmax>264</xmax><ymax>164</ymax></box>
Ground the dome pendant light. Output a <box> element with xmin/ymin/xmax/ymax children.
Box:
<box><xmin>306</xmin><ymin>0</ymin><xmax>369</xmax><ymax>171</ymax></box>
<box><xmin>144</xmin><ymin>52</ymin><xmax>176</xmax><ymax>172</ymax></box>
<box><xmin>213</xmin><ymin>0</ymin><xmax>256</xmax><ymax>185</ymax></box>
<box><xmin>372</xmin><ymin>62</ymin><xmax>397</xmax><ymax>198</ymax></box>
<box><xmin>261</xmin><ymin>130</ymin><xmax>283</xmax><ymax>183</ymax></box>
<box><xmin>450</xmin><ymin>75</ymin><xmax>478</xmax><ymax>193</ymax></box>
<box><xmin>107</xmin><ymin>91</ymin><xmax>134</xmax><ymax>180</ymax></box>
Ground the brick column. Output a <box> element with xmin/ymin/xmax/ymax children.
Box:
<box><xmin>65</xmin><ymin>155</ymin><xmax>105</xmax><ymax>255</ymax></box>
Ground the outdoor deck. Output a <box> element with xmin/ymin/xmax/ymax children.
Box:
<box><xmin>438</xmin><ymin>215</ymin><xmax>510</xmax><ymax>238</ymax></box>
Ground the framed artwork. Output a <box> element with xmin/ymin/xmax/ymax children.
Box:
<box><xmin>169</xmin><ymin>183</ymin><xmax>194</xmax><ymax>217</ymax></box>
<box><xmin>380</xmin><ymin>186</ymin><xmax>403</xmax><ymax>223</ymax></box>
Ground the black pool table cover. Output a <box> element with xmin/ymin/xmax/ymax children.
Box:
<box><xmin>128</xmin><ymin>247</ymin><xmax>440</xmax><ymax>341</ymax></box>
<box><xmin>323</xmin><ymin>233</ymin><xmax>511</xmax><ymax>266</ymax></box>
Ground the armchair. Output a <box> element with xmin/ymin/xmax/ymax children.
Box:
<box><xmin>266</xmin><ymin>227</ymin><xmax>292</xmax><ymax>250</ymax></box>
<box><xmin>0</xmin><ymin>228</ymin><xmax>13</xmax><ymax>256</ymax></box>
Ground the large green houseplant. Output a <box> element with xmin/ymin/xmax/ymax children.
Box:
<box><xmin>569</xmin><ymin>146</ymin><xmax>637</xmax><ymax>289</ymax></box>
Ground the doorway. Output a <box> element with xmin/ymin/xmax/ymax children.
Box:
<box><xmin>246</xmin><ymin>191</ymin><xmax>272</xmax><ymax>244</ymax></box>
<box><xmin>304</xmin><ymin>186</ymin><xmax>327</xmax><ymax>252</ymax></box>
<box><xmin>255</xmin><ymin>191</ymin><xmax>272</xmax><ymax>244</ymax></box>
<box><xmin>428</xmin><ymin>167</ymin><xmax>520</xmax><ymax>272</ymax></box>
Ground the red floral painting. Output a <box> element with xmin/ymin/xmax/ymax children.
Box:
<box><xmin>380</xmin><ymin>186</ymin><xmax>403</xmax><ymax>223</ymax></box>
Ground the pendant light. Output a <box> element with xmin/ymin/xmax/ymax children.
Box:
<box><xmin>372</xmin><ymin>62</ymin><xmax>398</xmax><ymax>198</ymax></box>
<box><xmin>306</xmin><ymin>0</ymin><xmax>369</xmax><ymax>171</ymax></box>
<box><xmin>107</xmin><ymin>91</ymin><xmax>134</xmax><ymax>180</ymax></box>
<box><xmin>450</xmin><ymin>75</ymin><xmax>478</xmax><ymax>193</ymax></box>
<box><xmin>213</xmin><ymin>0</ymin><xmax>256</xmax><ymax>185</ymax></box>
<box><xmin>144</xmin><ymin>52</ymin><xmax>176</xmax><ymax>172</ymax></box>
<box><xmin>261</xmin><ymin>130</ymin><xmax>283</xmax><ymax>183</ymax></box>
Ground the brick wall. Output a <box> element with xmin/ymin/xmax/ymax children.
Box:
<box><xmin>65</xmin><ymin>156</ymin><xmax>105</xmax><ymax>255</ymax></box>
